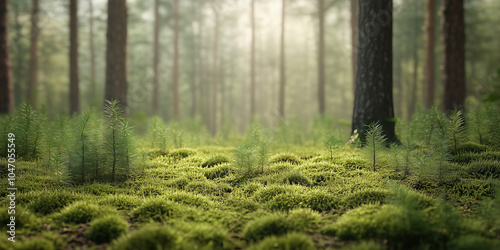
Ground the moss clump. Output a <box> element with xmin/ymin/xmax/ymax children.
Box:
<box><xmin>270</xmin><ymin>153</ymin><xmax>302</xmax><ymax>165</ymax></box>
<box><xmin>29</xmin><ymin>191</ymin><xmax>79</xmax><ymax>215</ymax></box>
<box><xmin>254</xmin><ymin>185</ymin><xmax>288</xmax><ymax>202</ymax></box>
<box><xmin>0</xmin><ymin>206</ymin><xmax>39</xmax><ymax>231</ymax></box>
<box><xmin>132</xmin><ymin>198</ymin><xmax>181</xmax><ymax>221</ymax></box>
<box><xmin>464</xmin><ymin>160</ymin><xmax>500</xmax><ymax>179</ymax></box>
<box><xmin>88</xmin><ymin>215</ymin><xmax>129</xmax><ymax>243</ymax></box>
<box><xmin>282</xmin><ymin>171</ymin><xmax>312</xmax><ymax>186</ymax></box>
<box><xmin>446</xmin><ymin>235</ymin><xmax>500</xmax><ymax>250</ymax></box>
<box><xmin>14</xmin><ymin>237</ymin><xmax>56</xmax><ymax>250</ymax></box>
<box><xmin>185</xmin><ymin>223</ymin><xmax>233</xmax><ymax>249</ymax></box>
<box><xmin>164</xmin><ymin>192</ymin><xmax>211</xmax><ymax>207</ymax></box>
<box><xmin>268</xmin><ymin>193</ymin><xmax>305</xmax><ymax>211</ymax></box>
<box><xmin>168</xmin><ymin>148</ymin><xmax>196</xmax><ymax>160</ymax></box>
<box><xmin>303</xmin><ymin>191</ymin><xmax>340</xmax><ymax>211</ymax></box>
<box><xmin>110</xmin><ymin>224</ymin><xmax>178</xmax><ymax>250</ymax></box>
<box><xmin>451</xmin><ymin>142</ymin><xmax>490</xmax><ymax>155</ymax></box>
<box><xmin>342</xmin><ymin>189</ymin><xmax>389</xmax><ymax>209</ymax></box>
<box><xmin>248</xmin><ymin>233</ymin><xmax>315</xmax><ymax>250</ymax></box>
<box><xmin>287</xmin><ymin>208</ymin><xmax>321</xmax><ymax>231</ymax></box>
<box><xmin>243</xmin><ymin>213</ymin><xmax>292</xmax><ymax>241</ymax></box>
<box><xmin>58</xmin><ymin>201</ymin><xmax>113</xmax><ymax>224</ymax></box>
<box><xmin>201</xmin><ymin>154</ymin><xmax>230</xmax><ymax>168</ymax></box>
<box><xmin>98</xmin><ymin>194</ymin><xmax>141</xmax><ymax>210</ymax></box>
<box><xmin>204</xmin><ymin>163</ymin><xmax>235</xmax><ymax>180</ymax></box>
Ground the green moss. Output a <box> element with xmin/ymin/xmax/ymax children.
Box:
<box><xmin>248</xmin><ymin>233</ymin><xmax>315</xmax><ymax>250</ymax></box>
<box><xmin>132</xmin><ymin>198</ymin><xmax>181</xmax><ymax>221</ymax></box>
<box><xmin>270</xmin><ymin>153</ymin><xmax>302</xmax><ymax>165</ymax></box>
<box><xmin>464</xmin><ymin>160</ymin><xmax>500</xmax><ymax>179</ymax></box>
<box><xmin>446</xmin><ymin>235</ymin><xmax>500</xmax><ymax>250</ymax></box>
<box><xmin>29</xmin><ymin>191</ymin><xmax>80</xmax><ymax>215</ymax></box>
<box><xmin>282</xmin><ymin>171</ymin><xmax>312</xmax><ymax>186</ymax></box>
<box><xmin>185</xmin><ymin>223</ymin><xmax>233</xmax><ymax>250</ymax></box>
<box><xmin>287</xmin><ymin>208</ymin><xmax>321</xmax><ymax>231</ymax></box>
<box><xmin>164</xmin><ymin>192</ymin><xmax>211</xmax><ymax>207</ymax></box>
<box><xmin>0</xmin><ymin>206</ymin><xmax>40</xmax><ymax>231</ymax></box>
<box><xmin>98</xmin><ymin>194</ymin><xmax>141</xmax><ymax>210</ymax></box>
<box><xmin>303</xmin><ymin>190</ymin><xmax>340</xmax><ymax>211</ymax></box>
<box><xmin>254</xmin><ymin>185</ymin><xmax>288</xmax><ymax>202</ymax></box>
<box><xmin>110</xmin><ymin>224</ymin><xmax>178</xmax><ymax>250</ymax></box>
<box><xmin>204</xmin><ymin>163</ymin><xmax>235</xmax><ymax>180</ymax></box>
<box><xmin>14</xmin><ymin>237</ymin><xmax>55</xmax><ymax>250</ymax></box>
<box><xmin>202</xmin><ymin>154</ymin><xmax>230</xmax><ymax>168</ymax></box>
<box><xmin>88</xmin><ymin>215</ymin><xmax>129</xmax><ymax>243</ymax></box>
<box><xmin>169</xmin><ymin>148</ymin><xmax>197</xmax><ymax>160</ymax></box>
<box><xmin>58</xmin><ymin>201</ymin><xmax>113</xmax><ymax>224</ymax></box>
<box><xmin>268</xmin><ymin>193</ymin><xmax>305</xmax><ymax>211</ymax></box>
<box><xmin>451</xmin><ymin>142</ymin><xmax>490</xmax><ymax>155</ymax></box>
<box><xmin>243</xmin><ymin>213</ymin><xmax>292</xmax><ymax>241</ymax></box>
<box><xmin>342</xmin><ymin>189</ymin><xmax>389</xmax><ymax>209</ymax></box>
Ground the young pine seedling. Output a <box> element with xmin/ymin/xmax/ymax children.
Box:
<box><xmin>324</xmin><ymin>133</ymin><xmax>340</xmax><ymax>162</ymax></box>
<box><xmin>365</xmin><ymin>122</ymin><xmax>387</xmax><ymax>171</ymax></box>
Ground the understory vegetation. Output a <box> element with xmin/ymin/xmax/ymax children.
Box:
<box><xmin>1</xmin><ymin>103</ymin><xmax>500</xmax><ymax>249</ymax></box>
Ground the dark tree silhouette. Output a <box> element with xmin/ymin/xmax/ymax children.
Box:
<box><xmin>88</xmin><ymin>0</ymin><xmax>97</xmax><ymax>106</ymax></box>
<box><xmin>317</xmin><ymin>0</ymin><xmax>325</xmax><ymax>115</ymax></box>
<box><xmin>27</xmin><ymin>0</ymin><xmax>39</xmax><ymax>109</ymax></box>
<box><xmin>351</xmin><ymin>0</ymin><xmax>398</xmax><ymax>143</ymax></box>
<box><xmin>350</xmin><ymin>0</ymin><xmax>358</xmax><ymax>93</ymax></box>
<box><xmin>250</xmin><ymin>0</ymin><xmax>256</xmax><ymax>118</ymax></box>
<box><xmin>104</xmin><ymin>0</ymin><xmax>128</xmax><ymax>112</ymax></box>
<box><xmin>442</xmin><ymin>0</ymin><xmax>465</xmax><ymax>114</ymax></box>
<box><xmin>70</xmin><ymin>0</ymin><xmax>80</xmax><ymax>116</ymax></box>
<box><xmin>0</xmin><ymin>0</ymin><xmax>13</xmax><ymax>114</ymax></box>
<box><xmin>278</xmin><ymin>0</ymin><xmax>286</xmax><ymax>118</ymax></box>
<box><xmin>173</xmin><ymin>0</ymin><xmax>180</xmax><ymax>120</ymax></box>
<box><xmin>152</xmin><ymin>0</ymin><xmax>160</xmax><ymax>115</ymax></box>
<box><xmin>424</xmin><ymin>0</ymin><xmax>435</xmax><ymax>109</ymax></box>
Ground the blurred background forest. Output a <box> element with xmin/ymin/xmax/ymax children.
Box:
<box><xmin>3</xmin><ymin>0</ymin><xmax>500</xmax><ymax>135</ymax></box>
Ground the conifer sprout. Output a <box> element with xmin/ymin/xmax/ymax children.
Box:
<box><xmin>233</xmin><ymin>140</ymin><xmax>256</xmax><ymax>176</ymax></box>
<box><xmin>324</xmin><ymin>132</ymin><xmax>340</xmax><ymax>162</ymax></box>
<box><xmin>364</xmin><ymin>122</ymin><xmax>387</xmax><ymax>171</ymax></box>
<box><xmin>401</xmin><ymin>136</ymin><xmax>417</xmax><ymax>176</ymax></box>
<box><xmin>446</xmin><ymin>110</ymin><xmax>467</xmax><ymax>153</ymax></box>
<box><xmin>257</xmin><ymin>138</ymin><xmax>271</xmax><ymax>173</ymax></box>
<box><xmin>14</xmin><ymin>103</ymin><xmax>43</xmax><ymax>159</ymax></box>
<box><xmin>389</xmin><ymin>143</ymin><xmax>401</xmax><ymax>172</ymax></box>
<box><xmin>68</xmin><ymin>111</ymin><xmax>99</xmax><ymax>184</ymax></box>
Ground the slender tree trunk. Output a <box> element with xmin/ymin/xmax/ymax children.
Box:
<box><xmin>317</xmin><ymin>0</ymin><xmax>325</xmax><ymax>115</ymax></box>
<box><xmin>89</xmin><ymin>0</ymin><xmax>96</xmax><ymax>106</ymax></box>
<box><xmin>442</xmin><ymin>0</ymin><xmax>465</xmax><ymax>114</ymax></box>
<box><xmin>196</xmin><ymin>5</ymin><xmax>208</xmax><ymax>128</ymax></box>
<box><xmin>352</xmin><ymin>0</ymin><xmax>398</xmax><ymax>143</ymax></box>
<box><xmin>0</xmin><ymin>0</ymin><xmax>13</xmax><ymax>114</ymax></box>
<box><xmin>27</xmin><ymin>0</ymin><xmax>39</xmax><ymax>109</ymax></box>
<box><xmin>12</xmin><ymin>3</ymin><xmax>22</xmax><ymax>106</ymax></box>
<box><xmin>173</xmin><ymin>0</ymin><xmax>179</xmax><ymax>120</ymax></box>
<box><xmin>152</xmin><ymin>0</ymin><xmax>160</xmax><ymax>115</ymax></box>
<box><xmin>104</xmin><ymin>0</ymin><xmax>128</xmax><ymax>112</ymax></box>
<box><xmin>350</xmin><ymin>0</ymin><xmax>358</xmax><ymax>93</ymax></box>
<box><xmin>278</xmin><ymin>0</ymin><xmax>286</xmax><ymax>118</ymax></box>
<box><xmin>408</xmin><ymin>22</ymin><xmax>419</xmax><ymax>118</ymax></box>
<box><xmin>250</xmin><ymin>0</ymin><xmax>256</xmax><ymax>118</ymax></box>
<box><xmin>211</xmin><ymin>8</ymin><xmax>219</xmax><ymax>135</ymax></box>
<box><xmin>424</xmin><ymin>0</ymin><xmax>435</xmax><ymax>109</ymax></box>
<box><xmin>190</xmin><ymin>0</ymin><xmax>197</xmax><ymax>118</ymax></box>
<box><xmin>70</xmin><ymin>0</ymin><xmax>80</xmax><ymax>116</ymax></box>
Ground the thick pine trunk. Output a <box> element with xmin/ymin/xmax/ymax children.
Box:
<box><xmin>351</xmin><ymin>0</ymin><xmax>398</xmax><ymax>143</ymax></box>
<box><xmin>442</xmin><ymin>0</ymin><xmax>465</xmax><ymax>114</ymax></box>
<box><xmin>278</xmin><ymin>0</ymin><xmax>286</xmax><ymax>118</ymax></box>
<box><xmin>350</xmin><ymin>0</ymin><xmax>358</xmax><ymax>93</ymax></box>
<box><xmin>173</xmin><ymin>0</ymin><xmax>179</xmax><ymax>120</ymax></box>
<box><xmin>424</xmin><ymin>0</ymin><xmax>435</xmax><ymax>109</ymax></box>
<box><xmin>152</xmin><ymin>0</ymin><xmax>159</xmax><ymax>115</ymax></box>
<box><xmin>105</xmin><ymin>0</ymin><xmax>128</xmax><ymax>112</ymax></box>
<box><xmin>317</xmin><ymin>0</ymin><xmax>325</xmax><ymax>115</ymax></box>
<box><xmin>70</xmin><ymin>0</ymin><xmax>80</xmax><ymax>116</ymax></box>
<box><xmin>0</xmin><ymin>0</ymin><xmax>13</xmax><ymax>114</ymax></box>
<box><xmin>27</xmin><ymin>0</ymin><xmax>39</xmax><ymax>109</ymax></box>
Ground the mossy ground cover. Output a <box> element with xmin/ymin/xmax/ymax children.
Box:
<box><xmin>1</xmin><ymin>106</ymin><xmax>500</xmax><ymax>249</ymax></box>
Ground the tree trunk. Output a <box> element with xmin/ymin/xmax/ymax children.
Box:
<box><xmin>352</xmin><ymin>0</ymin><xmax>398</xmax><ymax>144</ymax></box>
<box><xmin>317</xmin><ymin>0</ymin><xmax>325</xmax><ymax>115</ymax></box>
<box><xmin>189</xmin><ymin>2</ymin><xmax>197</xmax><ymax>119</ymax></box>
<box><xmin>408</xmin><ymin>20</ymin><xmax>419</xmax><ymax>118</ymax></box>
<box><xmin>12</xmin><ymin>2</ymin><xmax>23</xmax><ymax>106</ymax></box>
<box><xmin>70</xmin><ymin>0</ymin><xmax>80</xmax><ymax>116</ymax></box>
<box><xmin>105</xmin><ymin>0</ymin><xmax>128</xmax><ymax>112</ymax></box>
<box><xmin>173</xmin><ymin>0</ymin><xmax>179</xmax><ymax>120</ymax></box>
<box><xmin>424</xmin><ymin>0</ymin><xmax>435</xmax><ymax>109</ymax></box>
<box><xmin>442</xmin><ymin>0</ymin><xmax>465</xmax><ymax>114</ymax></box>
<box><xmin>350</xmin><ymin>0</ymin><xmax>358</xmax><ymax>94</ymax></box>
<box><xmin>27</xmin><ymin>0</ymin><xmax>39</xmax><ymax>109</ymax></box>
<box><xmin>211</xmin><ymin>7</ymin><xmax>219</xmax><ymax>135</ymax></box>
<box><xmin>278</xmin><ymin>0</ymin><xmax>286</xmax><ymax>118</ymax></box>
<box><xmin>0</xmin><ymin>0</ymin><xmax>13</xmax><ymax>114</ymax></box>
<box><xmin>250</xmin><ymin>0</ymin><xmax>256</xmax><ymax>118</ymax></box>
<box><xmin>89</xmin><ymin>0</ymin><xmax>96</xmax><ymax>106</ymax></box>
<box><xmin>152</xmin><ymin>0</ymin><xmax>159</xmax><ymax>115</ymax></box>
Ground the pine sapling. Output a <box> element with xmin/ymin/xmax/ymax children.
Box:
<box><xmin>104</xmin><ymin>100</ymin><xmax>125</xmax><ymax>182</ymax></box>
<box><xmin>365</xmin><ymin>122</ymin><xmax>387</xmax><ymax>171</ymax></box>
<box><xmin>446</xmin><ymin>110</ymin><xmax>466</xmax><ymax>153</ymax></box>
<box><xmin>324</xmin><ymin>133</ymin><xmax>340</xmax><ymax>162</ymax></box>
<box><xmin>233</xmin><ymin>141</ymin><xmax>256</xmax><ymax>175</ymax></box>
<box><xmin>257</xmin><ymin>139</ymin><xmax>271</xmax><ymax>173</ymax></box>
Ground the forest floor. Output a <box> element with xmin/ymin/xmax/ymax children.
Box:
<box><xmin>1</xmin><ymin>140</ymin><xmax>500</xmax><ymax>250</ymax></box>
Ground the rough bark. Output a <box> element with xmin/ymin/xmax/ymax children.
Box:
<box><xmin>351</xmin><ymin>0</ymin><xmax>398</xmax><ymax>144</ymax></box>
<box><xmin>152</xmin><ymin>0</ymin><xmax>159</xmax><ymax>115</ymax></box>
<box><xmin>317</xmin><ymin>0</ymin><xmax>325</xmax><ymax>114</ymax></box>
<box><xmin>278</xmin><ymin>0</ymin><xmax>286</xmax><ymax>118</ymax></box>
<box><xmin>173</xmin><ymin>0</ymin><xmax>179</xmax><ymax>120</ymax></box>
<box><xmin>27</xmin><ymin>0</ymin><xmax>39</xmax><ymax>108</ymax></box>
<box><xmin>442</xmin><ymin>0</ymin><xmax>465</xmax><ymax>114</ymax></box>
<box><xmin>70</xmin><ymin>0</ymin><xmax>80</xmax><ymax>116</ymax></box>
<box><xmin>0</xmin><ymin>0</ymin><xmax>13</xmax><ymax>114</ymax></box>
<box><xmin>424</xmin><ymin>0</ymin><xmax>435</xmax><ymax>109</ymax></box>
<box><xmin>105</xmin><ymin>0</ymin><xmax>128</xmax><ymax>112</ymax></box>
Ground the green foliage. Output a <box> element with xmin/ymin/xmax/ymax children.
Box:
<box><xmin>303</xmin><ymin>190</ymin><xmax>340</xmax><ymax>211</ymax></box>
<box><xmin>58</xmin><ymin>201</ymin><xmax>113</xmax><ymax>223</ymax></box>
<box><xmin>14</xmin><ymin>103</ymin><xmax>44</xmax><ymax>159</ymax></box>
<box><xmin>98</xmin><ymin>194</ymin><xmax>141</xmax><ymax>210</ymax></box>
<box><xmin>132</xmin><ymin>198</ymin><xmax>181</xmax><ymax>221</ymax></box>
<box><xmin>103</xmin><ymin>100</ymin><xmax>133</xmax><ymax>181</ymax></box>
<box><xmin>452</xmin><ymin>142</ymin><xmax>490</xmax><ymax>155</ymax></box>
<box><xmin>248</xmin><ymin>233</ymin><xmax>315</xmax><ymax>250</ymax></box>
<box><xmin>87</xmin><ymin>215</ymin><xmax>129</xmax><ymax>243</ymax></box>
<box><xmin>463</xmin><ymin>160</ymin><xmax>500</xmax><ymax>179</ymax></box>
<box><xmin>169</xmin><ymin>148</ymin><xmax>196</xmax><ymax>160</ymax></box>
<box><xmin>268</xmin><ymin>193</ymin><xmax>305</xmax><ymax>211</ymax></box>
<box><xmin>14</xmin><ymin>237</ymin><xmax>57</xmax><ymax>250</ymax></box>
<box><xmin>446</xmin><ymin>235</ymin><xmax>500</xmax><ymax>250</ymax></box>
<box><xmin>233</xmin><ymin>140</ymin><xmax>257</xmax><ymax>174</ymax></box>
<box><xmin>282</xmin><ymin>171</ymin><xmax>312</xmax><ymax>186</ymax></box>
<box><xmin>0</xmin><ymin>114</ymin><xmax>14</xmax><ymax>158</ymax></box>
<box><xmin>364</xmin><ymin>122</ymin><xmax>387</xmax><ymax>171</ymax></box>
<box><xmin>185</xmin><ymin>223</ymin><xmax>233</xmax><ymax>250</ymax></box>
<box><xmin>148</xmin><ymin>116</ymin><xmax>169</xmax><ymax>152</ymax></box>
<box><xmin>110</xmin><ymin>224</ymin><xmax>178</xmax><ymax>250</ymax></box>
<box><xmin>257</xmin><ymin>138</ymin><xmax>271</xmax><ymax>173</ymax></box>
<box><xmin>202</xmin><ymin>154</ymin><xmax>229</xmax><ymax>168</ymax></box>
<box><xmin>446</xmin><ymin>110</ymin><xmax>467</xmax><ymax>153</ymax></box>
<box><xmin>324</xmin><ymin>132</ymin><xmax>341</xmax><ymax>161</ymax></box>
<box><xmin>342</xmin><ymin>189</ymin><xmax>389</xmax><ymax>209</ymax></box>
<box><xmin>204</xmin><ymin>163</ymin><xmax>235</xmax><ymax>180</ymax></box>
<box><xmin>469</xmin><ymin>104</ymin><xmax>500</xmax><ymax>147</ymax></box>
<box><xmin>164</xmin><ymin>192</ymin><xmax>211</xmax><ymax>207</ymax></box>
<box><xmin>286</xmin><ymin>208</ymin><xmax>321</xmax><ymax>231</ymax></box>
<box><xmin>0</xmin><ymin>206</ymin><xmax>40</xmax><ymax>231</ymax></box>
